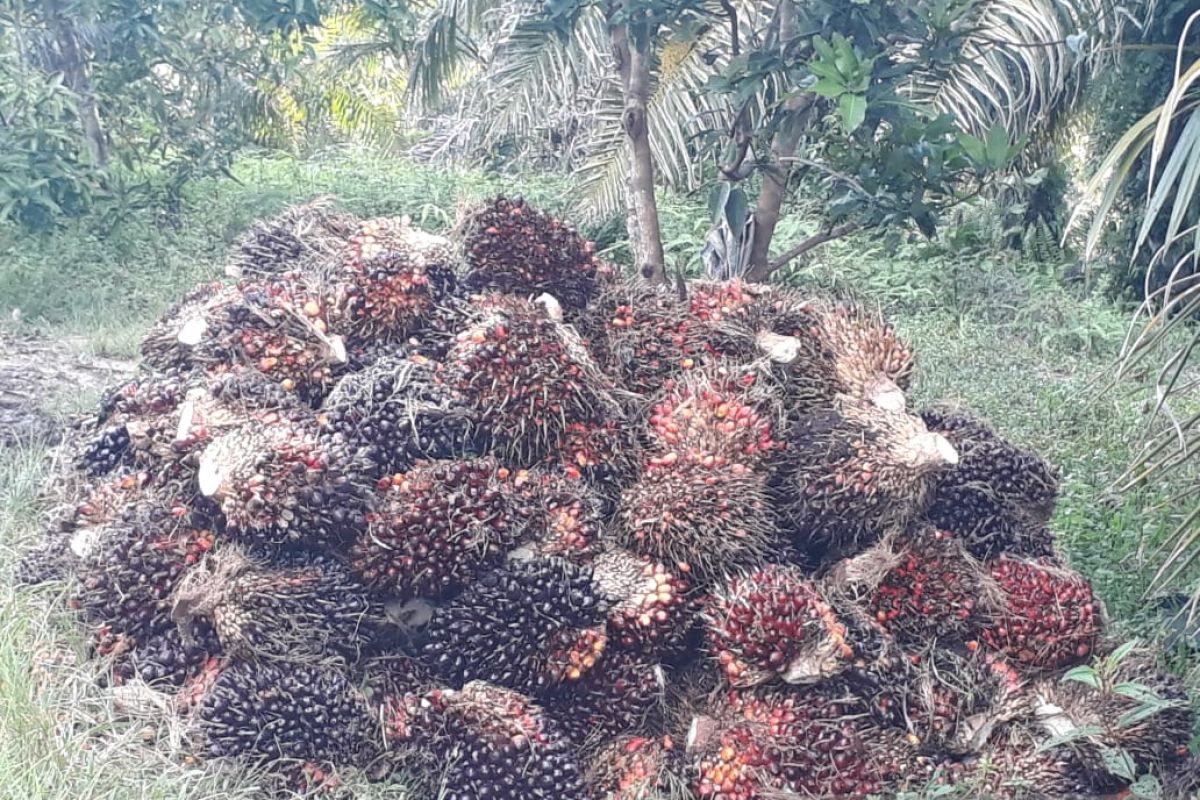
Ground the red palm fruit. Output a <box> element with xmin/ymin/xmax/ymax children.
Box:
<box><xmin>705</xmin><ymin>565</ymin><xmax>849</xmax><ymax>687</ymax></box>
<box><xmin>921</xmin><ymin>405</ymin><xmax>1060</xmax><ymax>558</ymax></box>
<box><xmin>772</xmin><ymin>397</ymin><xmax>958</xmax><ymax>561</ymax></box>
<box><xmin>648</xmin><ymin>369</ymin><xmax>782</xmax><ymax>471</ymax></box>
<box><xmin>458</xmin><ymin>195</ymin><xmax>611</xmax><ymax>313</ymax></box>
<box><xmin>226</xmin><ymin>196</ymin><xmax>355</xmax><ymax>280</ymax></box>
<box><xmin>981</xmin><ymin>556</ymin><xmax>1102</xmax><ymax>669</ymax></box>
<box><xmin>171</xmin><ymin>547</ymin><xmax>385</xmax><ymax>663</ymax></box>
<box><xmin>864</xmin><ymin>528</ymin><xmax>995</xmax><ymax>646</ymax></box>
<box><xmin>1032</xmin><ymin>647</ymin><xmax>1193</xmax><ymax>782</ymax></box>
<box><xmin>617</xmin><ymin>450</ymin><xmax>774</xmax><ymax>581</ymax></box>
<box><xmin>411</xmin><ymin>682</ymin><xmax>589</xmax><ymax>800</ymax></box>
<box><xmin>338</xmin><ymin>218</ymin><xmax>457</xmax><ymax>344</ymax></box>
<box><xmin>687</xmin><ymin>280</ymin><xmax>763</xmax><ymax>324</ymax></box>
<box><xmin>580</xmin><ymin>278</ymin><xmax>725</xmax><ymax>397</ymax></box>
<box><xmin>350</xmin><ymin>458</ymin><xmax>535</xmax><ymax>598</ymax></box>
<box><xmin>691</xmin><ymin>687</ymin><xmax>886</xmax><ymax>799</ymax></box>
<box><xmin>544</xmin><ymin>417</ymin><xmax>642</xmax><ymax>498</ymax></box>
<box><xmin>197</xmin><ymin>410</ymin><xmax>373</xmax><ymax>547</ymax></box>
<box><xmin>445</xmin><ymin>294</ymin><xmax>618</xmax><ymax>462</ymax></box>
<box><xmin>593</xmin><ymin>549</ymin><xmax>699</xmax><ymax>659</ymax></box>
<box><xmin>519</xmin><ymin>469</ymin><xmax>606</xmax><ymax>561</ymax></box>
<box><xmin>544</xmin><ymin>652</ymin><xmax>665</xmax><ymax>744</ymax></box>
<box><xmin>586</xmin><ymin>735</ymin><xmax>689</xmax><ymax>800</ymax></box>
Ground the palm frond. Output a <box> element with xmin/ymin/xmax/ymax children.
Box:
<box><xmin>905</xmin><ymin>0</ymin><xmax>1125</xmax><ymax>140</ymax></box>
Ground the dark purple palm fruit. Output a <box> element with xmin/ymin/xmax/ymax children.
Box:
<box><xmin>1031</xmin><ymin>647</ymin><xmax>1192</xmax><ymax>783</ymax></box>
<box><xmin>350</xmin><ymin>459</ymin><xmax>536</xmax><ymax>598</ymax></box>
<box><xmin>444</xmin><ymin>293</ymin><xmax>618</xmax><ymax>463</ymax></box>
<box><xmin>112</xmin><ymin>619</ymin><xmax>224</xmax><ymax>690</ymax></box>
<box><xmin>592</xmin><ymin>549</ymin><xmax>699</xmax><ymax>660</ymax></box>
<box><xmin>197</xmin><ymin>660</ymin><xmax>381</xmax><ymax>769</ymax></box>
<box><xmin>197</xmin><ymin>409</ymin><xmax>373</xmax><ymax>548</ymax></box>
<box><xmin>413</xmin><ymin>681</ymin><xmax>589</xmax><ymax>800</ymax></box>
<box><xmin>586</xmin><ymin>735</ymin><xmax>689</xmax><ymax>800</ymax></box>
<box><xmin>422</xmin><ymin>557</ymin><xmax>612</xmax><ymax>694</ymax></box>
<box><xmin>543</xmin><ymin>652</ymin><xmax>665</xmax><ymax>745</ymax></box>
<box><xmin>980</xmin><ymin>556</ymin><xmax>1102</xmax><ymax>670</ymax></box>
<box><xmin>226</xmin><ymin>196</ymin><xmax>355</xmax><ymax>280</ymax></box>
<box><xmin>617</xmin><ymin>449</ymin><xmax>774</xmax><ymax>581</ymax></box>
<box><xmin>704</xmin><ymin>565</ymin><xmax>850</xmax><ymax>688</ymax></box>
<box><xmin>337</xmin><ymin>217</ymin><xmax>458</xmax><ymax>345</ymax></box>
<box><xmin>689</xmin><ymin>686</ymin><xmax>888</xmax><ymax>800</ymax></box>
<box><xmin>458</xmin><ymin>195</ymin><xmax>612</xmax><ymax>314</ymax></box>
<box><xmin>170</xmin><ymin>546</ymin><xmax>386</xmax><ymax>663</ymax></box>
<box><xmin>920</xmin><ymin>405</ymin><xmax>1060</xmax><ymax>558</ymax></box>
<box><xmin>861</xmin><ymin>527</ymin><xmax>997</xmax><ymax>647</ymax></box>
<box><xmin>73</xmin><ymin>515</ymin><xmax>217</xmax><ymax>644</ymax></box>
<box><xmin>647</xmin><ymin>369</ymin><xmax>783</xmax><ymax>472</ymax></box>
<box><xmin>1163</xmin><ymin>755</ymin><xmax>1200</xmax><ymax>800</ymax></box>
<box><xmin>319</xmin><ymin>351</ymin><xmax>481</xmax><ymax>475</ymax></box>
<box><xmin>139</xmin><ymin>282</ymin><xmax>240</xmax><ymax>372</ymax></box>
<box><xmin>772</xmin><ymin>397</ymin><xmax>958</xmax><ymax>561</ymax></box>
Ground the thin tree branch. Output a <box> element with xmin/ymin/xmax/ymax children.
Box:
<box><xmin>766</xmin><ymin>222</ymin><xmax>861</xmax><ymax>274</ymax></box>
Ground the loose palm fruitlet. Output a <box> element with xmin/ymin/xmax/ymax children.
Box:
<box><xmin>25</xmin><ymin>196</ymin><xmax>1195</xmax><ymax>798</ymax></box>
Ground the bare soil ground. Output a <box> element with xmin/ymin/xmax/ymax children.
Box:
<box><xmin>0</xmin><ymin>332</ymin><xmax>135</xmax><ymax>447</ymax></box>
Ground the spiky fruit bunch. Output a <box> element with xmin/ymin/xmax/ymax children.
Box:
<box><xmin>618</xmin><ymin>452</ymin><xmax>773</xmax><ymax>580</ymax></box>
<box><xmin>587</xmin><ymin>735</ymin><xmax>687</xmax><ymax>800</ymax></box>
<box><xmin>687</xmin><ymin>281</ymin><xmax>763</xmax><ymax>324</ymax></box>
<box><xmin>423</xmin><ymin>557</ymin><xmax>611</xmax><ymax>693</ymax></box>
<box><xmin>338</xmin><ymin>222</ymin><xmax>457</xmax><ymax>343</ymax></box>
<box><xmin>584</xmin><ymin>279</ymin><xmax>729</xmax><ymax>397</ymax></box>
<box><xmin>198</xmin><ymin>411</ymin><xmax>372</xmax><ymax>547</ymax></box>
<box><xmin>445</xmin><ymin>294</ymin><xmax>615</xmax><ymax>461</ymax></box>
<box><xmin>901</xmin><ymin>649</ymin><xmax>1024</xmax><ymax>753</ymax></box>
<box><xmin>773</xmin><ymin>398</ymin><xmax>958</xmax><ymax>560</ymax></box>
<box><xmin>962</xmin><ymin>736</ymin><xmax>1118</xmax><ymax>799</ymax></box>
<box><xmin>74</xmin><ymin>520</ymin><xmax>216</xmax><ymax>639</ymax></box>
<box><xmin>545</xmin><ymin>418</ymin><xmax>641</xmax><ymax>497</ymax></box>
<box><xmin>705</xmin><ymin>565</ymin><xmax>848</xmax><ymax>687</ymax></box>
<box><xmin>351</xmin><ymin>459</ymin><xmax>535</xmax><ymax>597</ymax></box>
<box><xmin>204</xmin><ymin>275</ymin><xmax>348</xmax><ymax>403</ymax></box>
<box><xmin>593</xmin><ymin>549</ymin><xmax>698</xmax><ymax>659</ymax></box>
<box><xmin>921</xmin><ymin>406</ymin><xmax>1060</xmax><ymax>558</ymax></box>
<box><xmin>545</xmin><ymin>652</ymin><xmax>664</xmax><ymax>744</ymax></box>
<box><xmin>810</xmin><ymin>300</ymin><xmax>914</xmax><ymax>409</ymax></box>
<box><xmin>1032</xmin><ymin>649</ymin><xmax>1192</xmax><ymax>779</ymax></box>
<box><xmin>204</xmin><ymin>363</ymin><xmax>310</xmax><ymax>415</ymax></box>
<box><xmin>648</xmin><ymin>370</ymin><xmax>781</xmax><ymax>470</ymax></box>
<box><xmin>77</xmin><ymin>424</ymin><xmax>134</xmax><ymax>476</ymax></box>
<box><xmin>416</xmin><ymin>681</ymin><xmax>588</xmax><ymax>800</ymax></box>
<box><xmin>981</xmin><ymin>557</ymin><xmax>1101</xmax><ymax>669</ymax></box>
<box><xmin>521</xmin><ymin>470</ymin><xmax>606</xmax><ymax>560</ymax></box>
<box><xmin>692</xmin><ymin>688</ymin><xmax>885</xmax><ymax>799</ymax></box>
<box><xmin>198</xmin><ymin>660</ymin><xmax>380</xmax><ymax>768</ymax></box>
<box><xmin>866</xmin><ymin>529</ymin><xmax>993</xmax><ymax>646</ymax></box>
<box><xmin>139</xmin><ymin>282</ymin><xmax>239</xmax><ymax>371</ymax></box>
<box><xmin>460</xmin><ymin>195</ymin><xmax>608</xmax><ymax>312</ymax></box>
<box><xmin>320</xmin><ymin>352</ymin><xmax>480</xmax><ymax>474</ymax></box>
<box><xmin>172</xmin><ymin>548</ymin><xmax>384</xmax><ymax>662</ymax></box>
<box><xmin>112</xmin><ymin>620</ymin><xmax>224</xmax><ymax>689</ymax></box>
<box><xmin>227</xmin><ymin>197</ymin><xmax>354</xmax><ymax>279</ymax></box>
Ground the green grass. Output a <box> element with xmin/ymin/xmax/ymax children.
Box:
<box><xmin>1</xmin><ymin>149</ymin><xmax>1197</xmax><ymax>797</ymax></box>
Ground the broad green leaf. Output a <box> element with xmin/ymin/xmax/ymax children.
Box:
<box><xmin>839</xmin><ymin>94</ymin><xmax>867</xmax><ymax>133</ymax></box>
<box><xmin>809</xmin><ymin>77</ymin><xmax>847</xmax><ymax>99</ymax></box>
<box><xmin>1100</xmin><ymin>747</ymin><xmax>1137</xmax><ymax>782</ymax></box>
<box><xmin>708</xmin><ymin>182</ymin><xmax>731</xmax><ymax>225</ymax></box>
<box><xmin>1104</xmin><ymin>640</ymin><xmax>1140</xmax><ymax>672</ymax></box>
<box><xmin>1035</xmin><ymin>724</ymin><xmax>1104</xmax><ymax>752</ymax></box>
<box><xmin>1061</xmin><ymin>665</ymin><xmax>1102</xmax><ymax>688</ymax></box>
<box><xmin>957</xmin><ymin>132</ymin><xmax>987</xmax><ymax>165</ymax></box>
<box><xmin>724</xmin><ymin>187</ymin><xmax>749</xmax><ymax>234</ymax></box>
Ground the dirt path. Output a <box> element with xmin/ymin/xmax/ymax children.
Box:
<box><xmin>0</xmin><ymin>332</ymin><xmax>136</xmax><ymax>447</ymax></box>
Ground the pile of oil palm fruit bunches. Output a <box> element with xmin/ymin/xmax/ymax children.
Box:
<box><xmin>18</xmin><ymin>195</ymin><xmax>1199</xmax><ymax>799</ymax></box>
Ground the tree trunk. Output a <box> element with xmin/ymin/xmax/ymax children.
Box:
<box><xmin>45</xmin><ymin>0</ymin><xmax>108</xmax><ymax>166</ymax></box>
<box><xmin>745</xmin><ymin>0</ymin><xmax>805</xmax><ymax>283</ymax></box>
<box><xmin>610</xmin><ymin>16</ymin><xmax>666</xmax><ymax>284</ymax></box>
